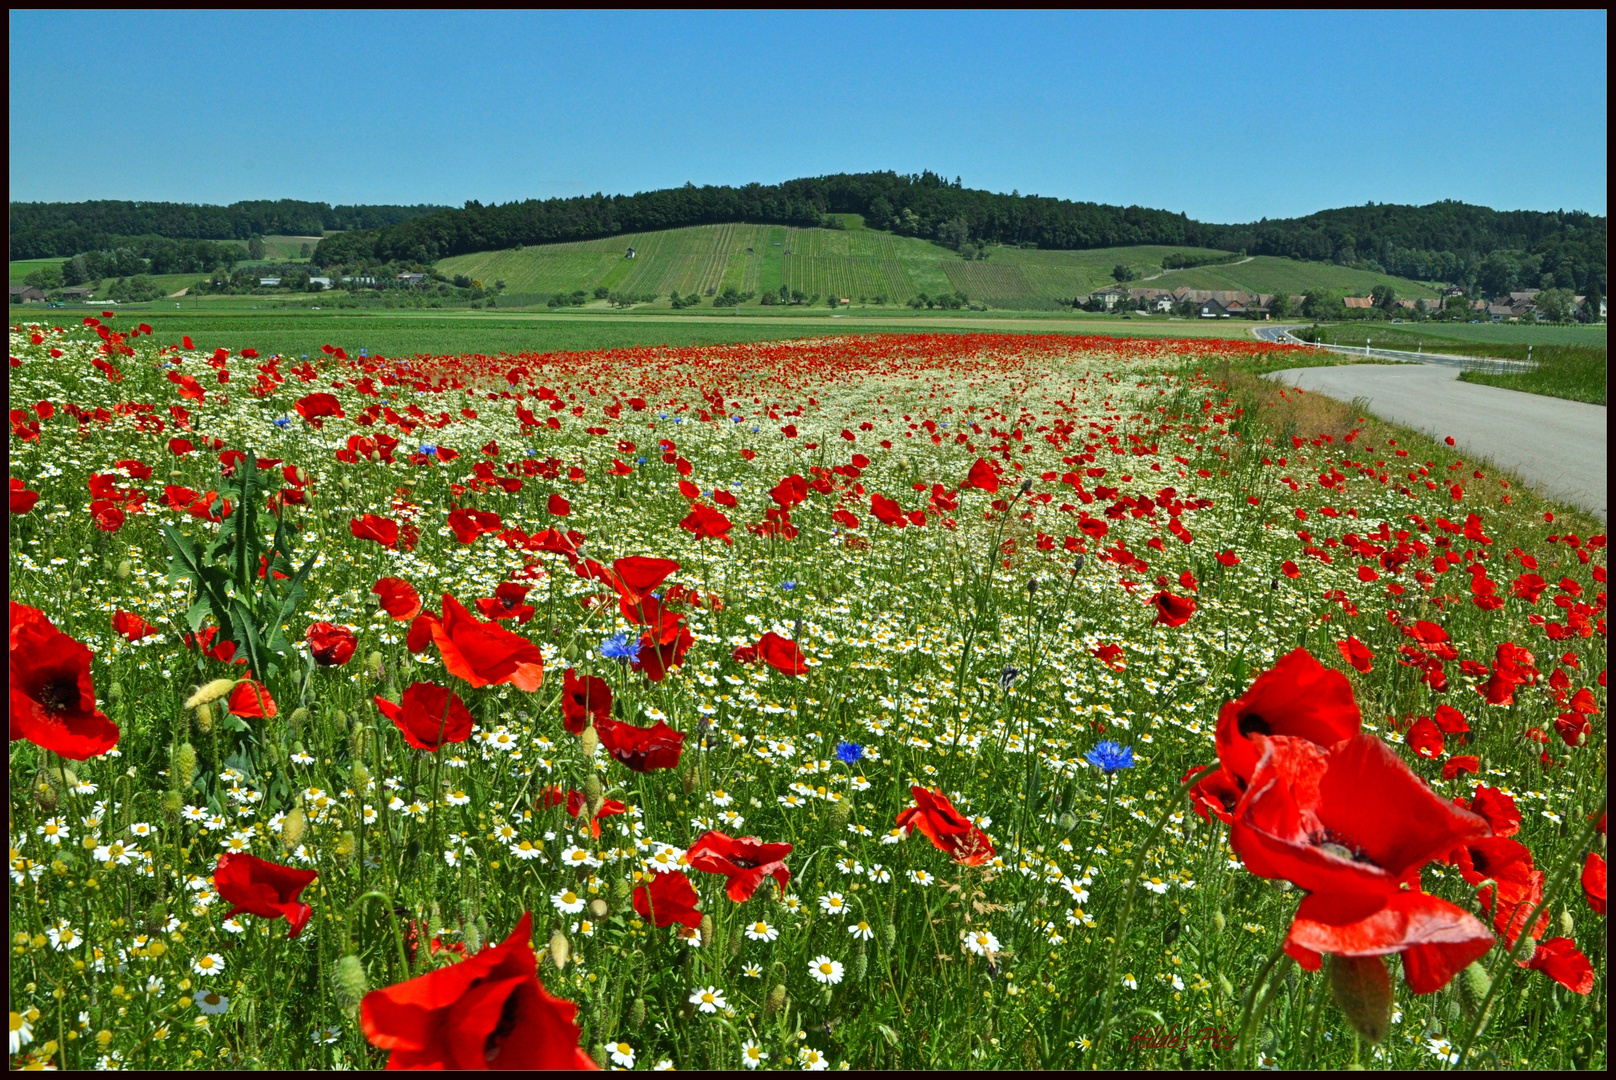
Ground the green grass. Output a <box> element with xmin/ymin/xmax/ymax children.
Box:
<box><xmin>1458</xmin><ymin>347</ymin><xmax>1608</xmax><ymax>404</ymax></box>
<box><xmin>1305</xmin><ymin>321</ymin><xmax>1605</xmax><ymax>350</ymax></box>
<box><xmin>260</xmin><ymin>235</ymin><xmax>322</xmax><ymax>261</ymax></box>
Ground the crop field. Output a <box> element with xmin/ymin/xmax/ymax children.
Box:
<box><xmin>7</xmin><ymin>318</ymin><xmax>1605</xmax><ymax>1071</ymax></box>
<box><xmin>1151</xmin><ymin>256</ymin><xmax>1443</xmax><ymax>299</ymax></box>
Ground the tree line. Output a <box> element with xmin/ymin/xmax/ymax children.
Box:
<box><xmin>7</xmin><ymin>199</ymin><xmax>449</xmax><ymax>260</ymax></box>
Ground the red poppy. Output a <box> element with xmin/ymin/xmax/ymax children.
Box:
<box><xmin>1453</xmin><ymin>836</ymin><xmax>1548</xmax><ymax>948</ymax></box>
<box><xmin>294</xmin><ymin>392</ymin><xmax>345</xmax><ymax>427</ymax></box>
<box><xmin>1441</xmin><ymin>755</ymin><xmax>1480</xmax><ymax>780</ymax></box>
<box><xmin>9</xmin><ymin>602</ymin><xmax>120</xmax><ymax>760</ymax></box>
<box><xmin>1335</xmin><ymin>635</ymin><xmax>1373</xmax><ymax>673</ymax></box>
<box><xmin>228</xmin><ymin>680</ymin><xmax>277</xmax><ymax>719</ymax></box>
<box><xmin>476</xmin><ymin>582</ymin><xmax>535</xmax><ymax>624</ymax></box>
<box><xmin>1150</xmin><ymin>590</ymin><xmax>1195</xmax><ymax>627</ymax></box>
<box><xmin>9</xmin><ymin>478</ymin><xmax>39</xmax><ymax>515</ymax></box>
<box><xmin>559</xmin><ymin>667</ymin><xmax>612</xmax><ymax>735</ymax></box>
<box><xmin>1405</xmin><ymin>715</ymin><xmax>1444</xmax><ymax>759</ymax></box>
<box><xmin>1092</xmin><ymin>643</ymin><xmax>1126</xmax><ymax>670</ymax></box>
<box><xmin>428</xmin><ymin>594</ymin><xmax>545</xmax><ymax>691</ymax></box>
<box><xmin>731</xmin><ymin>643</ymin><xmax>759</xmax><ymax>664</ymax></box>
<box><xmin>305</xmin><ymin>622</ymin><xmax>357</xmax><ymax>666</ymax></box>
<box><xmin>360</xmin><ymin>911</ymin><xmax>596</xmax><ymax>1070</ymax></box>
<box><xmin>769</xmin><ymin>474</ymin><xmax>807</xmax><ymax>510</ymax></box>
<box><xmin>1582</xmin><ymin>852</ymin><xmax>1605</xmax><ymax>916</ymax></box>
<box><xmin>679</xmin><ymin>502</ymin><xmax>733</xmax><ymax>544</ymax></box>
<box><xmin>593</xmin><ymin>716</ymin><xmax>684</xmax><ymax>772</ymax></box>
<box><xmin>372</xmin><ymin>577</ymin><xmax>423</xmax><ymax>621</ymax></box>
<box><xmin>636</xmin><ymin>624</ymin><xmax>694</xmax><ymax>683</ymax></box>
<box><xmin>448</xmin><ymin>507</ymin><xmax>503</xmax><ymax>545</ymax></box>
<box><xmin>111</xmin><ymin>610</ymin><xmax>156</xmax><ymax>642</ymax></box>
<box><xmin>1232</xmin><ymin>734</ymin><xmax>1490</xmax><ymax>898</ymax></box>
<box><xmin>1520</xmin><ymin>936</ymin><xmax>1595</xmax><ymax>994</ymax></box>
<box><xmin>374</xmin><ymin>682</ymin><xmax>474</xmax><ymax>751</ymax></box>
<box><xmin>964</xmin><ymin>457</ymin><xmax>1000</xmax><ymax>493</ymax></box>
<box><xmin>1183</xmin><ymin>764</ymin><xmax>1242</xmax><ymax>825</ymax></box>
<box><xmin>755</xmin><ymin>632</ymin><xmax>808</xmax><ymax>676</ymax></box>
<box><xmin>350</xmin><ymin>514</ymin><xmax>401</xmax><ymax>549</ymax></box>
<box><xmin>555</xmin><ymin>788</ymin><xmax>626</xmax><ymax>837</ymax></box>
<box><xmin>896</xmin><ymin>785</ymin><xmax>995</xmax><ymax>866</ymax></box>
<box><xmin>1281</xmin><ymin>560</ymin><xmax>1301</xmax><ymax>579</ymax></box>
<box><xmin>213</xmin><ymin>852</ymin><xmax>318</xmax><ymax>939</ymax></box>
<box><xmin>547</xmin><ymin>493</ymin><xmax>571</xmax><ymax>516</ymax></box>
<box><xmin>870</xmin><ymin>493</ymin><xmax>907</xmax><ymax>527</ymax></box>
<box><xmin>1282</xmin><ymin>889</ymin><xmax>1493</xmax><ymax>993</ymax></box>
<box><xmin>613</xmin><ymin>556</ymin><xmax>680</xmax><ymax>599</ymax></box>
<box><xmin>1214</xmin><ymin>648</ymin><xmax>1361</xmax><ymax>785</ymax></box>
<box><xmin>1460</xmin><ymin>784</ymin><xmax>1520</xmax><ymax>837</ymax></box>
<box><xmin>632</xmin><ymin>870</ymin><xmax>703</xmax><ymax>930</ymax></box>
<box><xmin>1431</xmin><ymin>704</ymin><xmax>1469</xmax><ymax>736</ymax></box>
<box><xmin>688</xmin><ymin>830</ymin><xmax>793</xmax><ymax>902</ymax></box>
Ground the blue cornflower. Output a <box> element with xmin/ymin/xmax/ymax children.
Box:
<box><xmin>600</xmin><ymin>632</ymin><xmax>641</xmax><ymax>665</ymax></box>
<box><xmin>659</xmin><ymin>413</ymin><xmax>668</xmax><ymax>419</ymax></box>
<box><xmin>273</xmin><ymin>417</ymin><xmax>291</xmax><ymax>428</ymax></box>
<box><xmin>780</xmin><ymin>581</ymin><xmax>796</xmax><ymax>591</ymax></box>
<box><xmin>636</xmin><ymin>456</ymin><xmax>645</xmax><ymax>464</ymax></box>
<box><xmin>419</xmin><ymin>444</ymin><xmax>437</xmax><ymax>456</ymax></box>
<box><xmin>835</xmin><ymin>741</ymin><xmax>864</xmax><ymax>764</ymax></box>
<box><xmin>1085</xmin><ymin>741</ymin><xmax>1135</xmax><ymax>774</ymax></box>
<box><xmin>751</xmin><ymin>427</ymin><xmax>759</xmax><ymax>433</ymax></box>
<box><xmin>732</xmin><ymin>415</ymin><xmax>744</xmax><ymax>423</ymax></box>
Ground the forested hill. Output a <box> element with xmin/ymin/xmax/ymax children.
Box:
<box><xmin>6</xmin><ymin>200</ymin><xmax>448</xmax><ymax>260</ymax></box>
<box><xmin>310</xmin><ymin>173</ymin><xmax>1604</xmax><ymax>293</ymax></box>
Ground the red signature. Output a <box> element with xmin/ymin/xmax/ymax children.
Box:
<box><xmin>1130</xmin><ymin>1024</ymin><xmax>1234</xmax><ymax>1051</ymax></box>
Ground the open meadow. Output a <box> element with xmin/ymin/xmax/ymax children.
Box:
<box><xmin>7</xmin><ymin>317</ymin><xmax>1606</xmax><ymax>1070</ymax></box>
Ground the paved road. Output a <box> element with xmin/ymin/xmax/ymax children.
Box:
<box><xmin>1264</xmin><ymin>363</ymin><xmax>1607</xmax><ymax>519</ymax></box>
<box><xmin>1254</xmin><ymin>324</ymin><xmax>1532</xmax><ymax>372</ymax></box>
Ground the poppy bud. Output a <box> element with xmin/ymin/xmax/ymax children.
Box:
<box><xmin>699</xmin><ymin>913</ymin><xmax>714</xmax><ymax>948</ymax></box>
<box><xmin>351</xmin><ymin>761</ymin><xmax>370</xmax><ymax>790</ymax></box>
<box><xmin>351</xmin><ymin>722</ymin><xmax>369</xmax><ymax>759</ymax></box>
<box><xmin>116</xmin><ymin>559</ymin><xmax>131</xmax><ymax>579</ymax></box>
<box><xmin>884</xmin><ymin>921</ymin><xmax>896</xmax><ymax>949</ymax></box>
<box><xmin>1457</xmin><ymin>961</ymin><xmax>1492</xmax><ymax>1030</ymax></box>
<box><xmin>33</xmin><ymin>771</ymin><xmax>58</xmax><ymax>811</ymax></box>
<box><xmin>1073</xmin><ymin>555</ymin><xmax>1086</xmax><ymax>572</ymax></box>
<box><xmin>281</xmin><ymin>806</ymin><xmax>306</xmax><ymax>848</ymax></box>
<box><xmin>1218</xmin><ymin>973</ymin><xmax>1234</xmax><ymax>997</ymax></box>
<box><xmin>1326</xmin><ymin>954</ymin><xmax>1392</xmax><ymax>1045</ymax></box>
<box><xmin>591</xmin><ymin>1044</ymin><xmax>608</xmax><ymax>1069</ymax></box>
<box><xmin>1019</xmin><ymin>478</ymin><xmax>1033</xmax><ymax>494</ymax></box>
<box><xmin>581</xmin><ymin>724</ymin><xmax>599</xmax><ymax>758</ymax></box>
<box><xmin>366</xmin><ymin>651</ymin><xmax>385</xmax><ymax>680</ymax></box>
<box><xmin>590</xmin><ymin>898</ymin><xmax>609</xmax><ymax>919</ymax></box>
<box><xmin>108</xmin><ymin>681</ymin><xmax>124</xmax><ymax>702</ymax></box>
<box><xmin>145</xmin><ymin>899</ymin><xmax>168</xmax><ymax>932</ymax></box>
<box><xmin>549</xmin><ymin>928</ymin><xmax>570</xmax><ymax>970</ymax></box>
<box><xmin>729</xmin><ymin>928</ymin><xmax>743</xmax><ymax>958</ymax></box>
<box><xmin>1515</xmin><ymin>936</ymin><xmax>1536</xmax><ymax>964</ymax></box>
<box><xmin>475</xmin><ymin>912</ymin><xmax>490</xmax><ymax>949</ymax></box>
<box><xmin>461</xmin><ymin>913</ymin><xmax>482</xmax><ymax>954</ymax></box>
<box><xmin>1027</xmin><ymin>578</ymin><xmax>1038</xmax><ymax>596</ymax></box>
<box><xmin>681</xmin><ymin>764</ymin><xmax>698</xmax><ymax>796</ymax></box>
<box><xmin>161</xmin><ymin>790</ymin><xmax>183</xmax><ymax>820</ymax></box>
<box><xmin>194</xmin><ymin>702</ymin><xmax>213</xmax><ymax>733</ymax></box>
<box><xmin>1058</xmin><ymin>811</ymin><xmax>1077</xmax><ymax>832</ymax></box>
<box><xmin>333</xmin><ymin>954</ymin><xmax>367</xmax><ymax>1017</ymax></box>
<box><xmin>335</xmin><ymin>830</ymin><xmax>356</xmax><ymax>861</ymax></box>
<box><xmin>766</xmin><ymin>984</ymin><xmax>788</xmax><ymax>1016</ymax></box>
<box><xmin>175</xmin><ymin>743</ymin><xmax>197</xmax><ymax>787</ymax></box>
<box><xmin>630</xmin><ymin>997</ymin><xmax>647</xmax><ymax>1029</ymax></box>
<box><xmin>1213</xmin><ymin>910</ymin><xmax>1226</xmax><ymax>934</ymax></box>
<box><xmin>1559</xmin><ymin>908</ymin><xmax>1575</xmax><ymax>937</ymax></box>
<box><xmin>289</xmin><ymin>707</ymin><xmax>308</xmax><ymax>733</ymax></box>
<box><xmin>831</xmin><ymin>797</ymin><xmax>852</xmax><ymax>826</ymax></box>
<box><xmin>611</xmin><ymin>877</ymin><xmax>632</xmax><ymax>909</ymax></box>
<box><xmin>185</xmin><ymin>678</ymin><xmax>237</xmax><ymax>710</ymax></box>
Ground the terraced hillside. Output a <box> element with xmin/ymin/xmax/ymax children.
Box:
<box><xmin>404</xmin><ymin>218</ymin><xmax>1447</xmax><ymax>309</ymax></box>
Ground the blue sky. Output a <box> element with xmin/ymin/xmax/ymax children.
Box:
<box><xmin>8</xmin><ymin>10</ymin><xmax>1606</xmax><ymax>220</ymax></box>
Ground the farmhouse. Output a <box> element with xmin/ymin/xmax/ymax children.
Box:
<box><xmin>397</xmin><ymin>273</ymin><xmax>427</xmax><ymax>285</ymax></box>
<box><xmin>10</xmin><ymin>285</ymin><xmax>46</xmax><ymax>303</ymax></box>
<box><xmin>59</xmin><ymin>287</ymin><xmax>93</xmax><ymax>300</ymax></box>
<box><xmin>1342</xmin><ymin>296</ymin><xmax>1375</xmax><ymax>310</ymax></box>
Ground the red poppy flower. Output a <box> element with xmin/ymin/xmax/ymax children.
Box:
<box><xmin>1521</xmin><ymin>936</ymin><xmax>1595</xmax><ymax>994</ymax></box>
<box><xmin>964</xmin><ymin>457</ymin><xmax>1000</xmax><ymax>493</ymax></box>
<box><xmin>547</xmin><ymin>493</ymin><xmax>570</xmax><ymax>516</ymax></box>
<box><xmin>428</xmin><ymin>594</ymin><xmax>544</xmax><ymax>691</ymax></box>
<box><xmin>1214</xmin><ymin>648</ymin><xmax>1362</xmax><ymax>785</ymax></box>
<box><xmin>9</xmin><ymin>478</ymin><xmax>39</xmax><ymax>515</ymax></box>
<box><xmin>350</xmin><ymin>514</ymin><xmax>400</xmax><ymax>549</ymax></box>
<box><xmin>558</xmin><ymin>788</ymin><xmax>626</xmax><ymax>837</ymax></box>
<box><xmin>1460</xmin><ymin>784</ymin><xmax>1520</xmax><ymax>837</ymax></box>
<box><xmin>1150</xmin><ymin>590</ymin><xmax>1195</xmax><ymax>627</ymax></box>
<box><xmin>1335</xmin><ymin>635</ymin><xmax>1373</xmax><ymax>673</ymax></box>
<box><xmin>594</xmin><ymin>716</ymin><xmax>684</xmax><ymax>772</ymax></box>
<box><xmin>613</xmin><ymin>556</ymin><xmax>680</xmax><ymax>599</ymax></box>
<box><xmin>636</xmin><ymin>624</ymin><xmax>694</xmax><ymax>683</ymax></box>
<box><xmin>228</xmin><ymin>680</ymin><xmax>277</xmax><ymax>719</ymax></box>
<box><xmin>870</xmin><ymin>493</ymin><xmax>907</xmax><ymax>527</ymax></box>
<box><xmin>294</xmin><ymin>392</ymin><xmax>345</xmax><ymax>427</ymax></box>
<box><xmin>372</xmin><ymin>577</ymin><xmax>423</xmax><ymax>621</ymax></box>
<box><xmin>1183</xmin><ymin>764</ymin><xmax>1242</xmax><ymax>825</ymax></box>
<box><xmin>306</xmin><ymin>622</ymin><xmax>357</xmax><ymax>666</ymax></box>
<box><xmin>9</xmin><ymin>602</ymin><xmax>120</xmax><ymax>760</ymax></box>
<box><xmin>360</xmin><ymin>911</ymin><xmax>596</xmax><ymax>1070</ymax></box>
<box><xmin>680</xmin><ymin>502</ymin><xmax>733</xmax><ymax>544</ymax></box>
<box><xmin>375</xmin><ymin>682</ymin><xmax>474</xmax><ymax>751</ymax></box>
<box><xmin>896</xmin><ymin>785</ymin><xmax>995</xmax><ymax>866</ymax></box>
<box><xmin>559</xmin><ymin>667</ymin><xmax>612</xmax><ymax>735</ymax></box>
<box><xmin>769</xmin><ymin>474</ymin><xmax>807</xmax><ymax>510</ymax></box>
<box><xmin>755</xmin><ymin>632</ymin><xmax>807</xmax><ymax>676</ymax></box>
<box><xmin>731</xmin><ymin>644</ymin><xmax>759</xmax><ymax>664</ymax></box>
<box><xmin>1281</xmin><ymin>560</ymin><xmax>1301</xmax><ymax>579</ymax></box>
<box><xmin>111</xmin><ymin>610</ymin><xmax>156</xmax><ymax>642</ymax></box>
<box><xmin>1441</xmin><ymin>755</ymin><xmax>1479</xmax><ymax>780</ymax></box>
<box><xmin>1452</xmin><ymin>836</ymin><xmax>1548</xmax><ymax>948</ymax></box>
<box><xmin>476</xmin><ymin>582</ymin><xmax>536</xmax><ymax>624</ymax></box>
<box><xmin>688</xmin><ymin>830</ymin><xmax>793</xmax><ymax>902</ymax></box>
<box><xmin>1092</xmin><ymin>643</ymin><xmax>1126</xmax><ymax>670</ymax></box>
<box><xmin>213</xmin><ymin>852</ymin><xmax>317</xmax><ymax>939</ymax></box>
<box><xmin>1582</xmin><ymin>852</ymin><xmax>1605</xmax><ymax>916</ymax></box>
<box><xmin>632</xmin><ymin>870</ymin><xmax>703</xmax><ymax>929</ymax></box>
<box><xmin>1282</xmin><ymin>889</ymin><xmax>1493</xmax><ymax>993</ymax></box>
<box><xmin>1405</xmin><ymin>715</ymin><xmax>1444</xmax><ymax>759</ymax></box>
<box><xmin>1231</xmin><ymin>734</ymin><xmax>1490</xmax><ymax>898</ymax></box>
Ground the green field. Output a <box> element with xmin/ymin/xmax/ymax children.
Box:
<box><xmin>1306</xmin><ymin>320</ymin><xmax>1604</xmax><ymax>348</ymax></box>
<box><xmin>436</xmin><ymin>219</ymin><xmax>1445</xmax><ymax>311</ymax></box>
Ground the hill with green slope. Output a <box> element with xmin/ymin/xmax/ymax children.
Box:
<box><xmin>436</xmin><ymin>220</ymin><xmax>1441</xmax><ymax>310</ymax></box>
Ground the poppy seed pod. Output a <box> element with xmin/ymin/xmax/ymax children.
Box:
<box><xmin>1073</xmin><ymin>555</ymin><xmax>1086</xmax><ymax>572</ymax></box>
<box><xmin>185</xmin><ymin>678</ymin><xmax>238</xmax><ymax>710</ymax></box>
<box><xmin>333</xmin><ymin>954</ymin><xmax>367</xmax><ymax>1017</ymax></box>
<box><xmin>1326</xmin><ymin>954</ymin><xmax>1392</xmax><ymax>1045</ymax></box>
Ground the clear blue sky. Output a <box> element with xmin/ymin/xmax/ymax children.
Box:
<box><xmin>8</xmin><ymin>10</ymin><xmax>1607</xmax><ymax>221</ymax></box>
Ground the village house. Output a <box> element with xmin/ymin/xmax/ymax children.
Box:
<box><xmin>397</xmin><ymin>273</ymin><xmax>427</xmax><ymax>285</ymax></box>
<box><xmin>58</xmin><ymin>286</ymin><xmax>93</xmax><ymax>300</ymax></box>
<box><xmin>10</xmin><ymin>285</ymin><xmax>46</xmax><ymax>303</ymax></box>
<box><xmin>1342</xmin><ymin>296</ymin><xmax>1375</xmax><ymax>310</ymax></box>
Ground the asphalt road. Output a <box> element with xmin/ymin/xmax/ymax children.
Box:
<box><xmin>1264</xmin><ymin>363</ymin><xmax>1607</xmax><ymax>519</ymax></box>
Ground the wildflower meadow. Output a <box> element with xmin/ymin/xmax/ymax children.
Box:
<box><xmin>7</xmin><ymin>318</ymin><xmax>1606</xmax><ymax>1070</ymax></box>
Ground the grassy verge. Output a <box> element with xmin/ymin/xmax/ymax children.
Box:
<box><xmin>1458</xmin><ymin>347</ymin><xmax>1608</xmax><ymax>405</ymax></box>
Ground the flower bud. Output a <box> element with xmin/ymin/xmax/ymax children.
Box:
<box><xmin>175</xmin><ymin>743</ymin><xmax>197</xmax><ymax>787</ymax></box>
<box><xmin>589</xmin><ymin>898</ymin><xmax>609</xmax><ymax>919</ymax></box>
<box><xmin>1058</xmin><ymin>811</ymin><xmax>1078</xmax><ymax>832</ymax></box>
<box><xmin>1019</xmin><ymin>478</ymin><xmax>1034</xmax><ymax>494</ymax></box>
<box><xmin>591</xmin><ymin>1044</ymin><xmax>607</xmax><ymax>1069</ymax></box>
<box><xmin>333</xmin><ymin>954</ymin><xmax>367</xmax><ymax>1017</ymax></box>
<box><xmin>116</xmin><ymin>559</ymin><xmax>132</xmax><ymax>579</ymax></box>
<box><xmin>883</xmin><ymin>922</ymin><xmax>896</xmax><ymax>949</ymax></box>
<box><xmin>107</xmin><ymin>681</ymin><xmax>124</xmax><ymax>702</ymax></box>
<box><xmin>629</xmin><ymin>997</ymin><xmax>646</xmax><ymax>1029</ymax></box>
<box><xmin>351</xmin><ymin>761</ymin><xmax>371</xmax><ymax>791</ymax></box>
<box><xmin>611</xmin><ymin>877</ymin><xmax>632</xmax><ymax>909</ymax></box>
<box><xmin>580</xmin><ymin>723</ymin><xmax>599</xmax><ymax>758</ymax></box>
<box><xmin>1213</xmin><ymin>910</ymin><xmax>1226</xmax><ymax>934</ymax></box>
<box><xmin>766</xmin><ymin>984</ymin><xmax>787</xmax><ymax>1016</ymax></box>
<box><xmin>831</xmin><ymin>797</ymin><xmax>852</xmax><ymax>827</ymax></box>
<box><xmin>1326</xmin><ymin>954</ymin><xmax>1392</xmax><ymax>1045</ymax></box>
<box><xmin>1456</xmin><ymin>961</ymin><xmax>1492</xmax><ymax>1031</ymax></box>
<box><xmin>366</xmin><ymin>651</ymin><xmax>386</xmax><ymax>680</ymax></box>
<box><xmin>1515</xmin><ymin>936</ymin><xmax>1536</xmax><ymax>964</ymax></box>
<box><xmin>584</xmin><ymin>772</ymin><xmax>604</xmax><ymax>818</ymax></box>
<box><xmin>288</xmin><ymin>707</ymin><xmax>308</xmax><ymax>734</ymax></box>
<box><xmin>161</xmin><ymin>790</ymin><xmax>183</xmax><ymax>820</ymax></box>
<box><xmin>854</xmin><ymin>941</ymin><xmax>868</xmax><ymax>982</ymax></box>
<box><xmin>185</xmin><ymin>679</ymin><xmax>238</xmax><ymax>710</ymax></box>
<box><xmin>698</xmin><ymin>914</ymin><xmax>714</xmax><ymax>948</ymax></box>
<box><xmin>194</xmin><ymin>702</ymin><xmax>213</xmax><ymax>734</ymax></box>
<box><xmin>1218</xmin><ymin>973</ymin><xmax>1234</xmax><ymax>997</ymax></box>
<box><xmin>33</xmin><ymin>771</ymin><xmax>58</xmax><ymax>812</ymax></box>
<box><xmin>549</xmin><ymin>928</ymin><xmax>571</xmax><ymax>970</ymax></box>
<box><xmin>351</xmin><ymin>722</ymin><xmax>369</xmax><ymax>759</ymax></box>
<box><xmin>334</xmin><ymin>831</ymin><xmax>356</xmax><ymax>861</ymax></box>
<box><xmin>461</xmin><ymin>914</ymin><xmax>482</xmax><ymax>954</ymax></box>
<box><xmin>281</xmin><ymin>806</ymin><xmax>306</xmax><ymax>848</ymax></box>
<box><xmin>1558</xmin><ymin>909</ymin><xmax>1575</xmax><ymax>937</ymax></box>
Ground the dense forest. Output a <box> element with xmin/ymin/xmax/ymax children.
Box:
<box><xmin>7</xmin><ymin>200</ymin><xmax>447</xmax><ymax>261</ymax></box>
<box><xmin>11</xmin><ymin>175</ymin><xmax>1605</xmax><ymax>295</ymax></box>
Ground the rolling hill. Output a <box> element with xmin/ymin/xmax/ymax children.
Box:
<box><xmin>436</xmin><ymin>217</ymin><xmax>1443</xmax><ymax>310</ymax></box>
